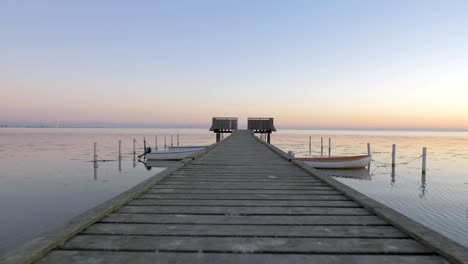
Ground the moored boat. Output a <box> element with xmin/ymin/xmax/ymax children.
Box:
<box><xmin>146</xmin><ymin>148</ymin><xmax>203</xmax><ymax>160</ymax></box>
<box><xmin>297</xmin><ymin>155</ymin><xmax>371</xmax><ymax>169</ymax></box>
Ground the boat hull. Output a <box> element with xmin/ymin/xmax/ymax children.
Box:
<box><xmin>146</xmin><ymin>149</ymin><xmax>201</xmax><ymax>160</ymax></box>
<box><xmin>298</xmin><ymin>155</ymin><xmax>371</xmax><ymax>169</ymax></box>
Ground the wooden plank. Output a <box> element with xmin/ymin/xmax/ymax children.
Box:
<box><xmin>157</xmin><ymin>183</ymin><xmax>329</xmax><ymax>187</ymax></box>
<box><xmin>173</xmin><ymin>171</ymin><xmax>312</xmax><ymax>176</ymax></box>
<box><xmin>36</xmin><ymin>251</ymin><xmax>451</xmax><ymax>264</ymax></box>
<box><xmin>165</xmin><ymin>178</ymin><xmax>321</xmax><ymax>183</ymax></box>
<box><xmin>147</xmin><ymin>189</ymin><xmax>342</xmax><ymax>195</ymax></box>
<box><xmin>129</xmin><ymin>199</ymin><xmax>358</xmax><ymax>207</ymax></box>
<box><xmin>83</xmin><ymin>223</ymin><xmax>407</xmax><ymax>238</ymax></box>
<box><xmin>171</xmin><ymin>175</ymin><xmax>321</xmax><ymax>182</ymax></box>
<box><xmin>101</xmin><ymin>214</ymin><xmax>388</xmax><ymax>225</ymax></box>
<box><xmin>61</xmin><ymin>235</ymin><xmax>431</xmax><ymax>254</ymax></box>
<box><xmin>138</xmin><ymin>193</ymin><xmax>349</xmax><ymax>201</ymax></box>
<box><xmin>116</xmin><ymin>205</ymin><xmax>372</xmax><ymax>215</ymax></box>
<box><xmin>154</xmin><ymin>185</ymin><xmax>332</xmax><ymax>190</ymax></box>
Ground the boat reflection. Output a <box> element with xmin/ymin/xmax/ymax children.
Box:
<box><xmin>145</xmin><ymin>160</ymin><xmax>180</xmax><ymax>169</ymax></box>
<box><xmin>319</xmin><ymin>168</ymin><xmax>372</xmax><ymax>181</ymax></box>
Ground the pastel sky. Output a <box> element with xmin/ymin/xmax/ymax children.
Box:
<box><xmin>2</xmin><ymin>0</ymin><xmax>468</xmax><ymax>129</ymax></box>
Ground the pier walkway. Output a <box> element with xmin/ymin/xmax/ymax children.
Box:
<box><xmin>4</xmin><ymin>130</ymin><xmax>467</xmax><ymax>264</ymax></box>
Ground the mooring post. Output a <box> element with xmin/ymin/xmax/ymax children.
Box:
<box><xmin>422</xmin><ymin>147</ymin><xmax>427</xmax><ymax>174</ymax></box>
<box><xmin>164</xmin><ymin>136</ymin><xmax>167</xmax><ymax>150</ymax></box>
<box><xmin>392</xmin><ymin>144</ymin><xmax>396</xmax><ymax>166</ymax></box>
<box><xmin>143</xmin><ymin>137</ymin><xmax>146</xmax><ymax>153</ymax></box>
<box><xmin>133</xmin><ymin>139</ymin><xmax>136</xmax><ymax>155</ymax></box>
<box><xmin>177</xmin><ymin>134</ymin><xmax>179</xmax><ymax>146</ymax></box>
<box><xmin>155</xmin><ymin>136</ymin><xmax>158</xmax><ymax>150</ymax></box>
<box><xmin>171</xmin><ymin>135</ymin><xmax>173</xmax><ymax>147</ymax></box>
<box><xmin>367</xmin><ymin>143</ymin><xmax>371</xmax><ymax>156</ymax></box>
<box><xmin>309</xmin><ymin>136</ymin><xmax>311</xmax><ymax>155</ymax></box>
<box><xmin>321</xmin><ymin>137</ymin><xmax>324</xmax><ymax>156</ymax></box>
<box><xmin>328</xmin><ymin>138</ymin><xmax>331</xmax><ymax>157</ymax></box>
<box><xmin>93</xmin><ymin>142</ymin><xmax>97</xmax><ymax>162</ymax></box>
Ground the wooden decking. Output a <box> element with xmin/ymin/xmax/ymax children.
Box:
<box><xmin>14</xmin><ymin>131</ymin><xmax>465</xmax><ymax>263</ymax></box>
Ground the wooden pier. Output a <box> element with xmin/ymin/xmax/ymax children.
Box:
<box><xmin>3</xmin><ymin>130</ymin><xmax>467</xmax><ymax>264</ymax></box>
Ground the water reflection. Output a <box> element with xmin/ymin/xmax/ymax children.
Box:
<box><xmin>420</xmin><ymin>174</ymin><xmax>426</xmax><ymax>198</ymax></box>
<box><xmin>319</xmin><ymin>168</ymin><xmax>372</xmax><ymax>181</ymax></box>
<box><xmin>118</xmin><ymin>156</ymin><xmax>121</xmax><ymax>173</ymax></box>
<box><xmin>93</xmin><ymin>161</ymin><xmax>98</xmax><ymax>181</ymax></box>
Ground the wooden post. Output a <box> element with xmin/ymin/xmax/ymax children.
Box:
<box><xmin>155</xmin><ymin>136</ymin><xmax>158</xmax><ymax>150</ymax></box>
<box><xmin>321</xmin><ymin>137</ymin><xmax>323</xmax><ymax>156</ymax></box>
<box><xmin>143</xmin><ymin>137</ymin><xmax>146</xmax><ymax>153</ymax></box>
<box><xmin>171</xmin><ymin>135</ymin><xmax>173</xmax><ymax>147</ymax></box>
<box><xmin>367</xmin><ymin>143</ymin><xmax>371</xmax><ymax>156</ymax></box>
<box><xmin>93</xmin><ymin>142</ymin><xmax>97</xmax><ymax>161</ymax></box>
<box><xmin>133</xmin><ymin>139</ymin><xmax>136</xmax><ymax>155</ymax></box>
<box><xmin>309</xmin><ymin>136</ymin><xmax>311</xmax><ymax>155</ymax></box>
<box><xmin>328</xmin><ymin>138</ymin><xmax>331</xmax><ymax>157</ymax></box>
<box><xmin>422</xmin><ymin>147</ymin><xmax>427</xmax><ymax>174</ymax></box>
<box><xmin>267</xmin><ymin>132</ymin><xmax>271</xmax><ymax>143</ymax></box>
<box><xmin>392</xmin><ymin>144</ymin><xmax>396</xmax><ymax>167</ymax></box>
<box><xmin>118</xmin><ymin>140</ymin><xmax>121</xmax><ymax>158</ymax></box>
<box><xmin>177</xmin><ymin>134</ymin><xmax>179</xmax><ymax>146</ymax></box>
<box><xmin>164</xmin><ymin>136</ymin><xmax>167</xmax><ymax>150</ymax></box>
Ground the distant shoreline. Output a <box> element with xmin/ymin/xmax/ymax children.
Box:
<box><xmin>1</xmin><ymin>126</ymin><xmax>468</xmax><ymax>133</ymax></box>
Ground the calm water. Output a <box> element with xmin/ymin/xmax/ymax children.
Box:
<box><xmin>0</xmin><ymin>128</ymin><xmax>467</xmax><ymax>253</ymax></box>
<box><xmin>0</xmin><ymin>128</ymin><xmax>214</xmax><ymax>253</ymax></box>
<box><xmin>273</xmin><ymin>130</ymin><xmax>468</xmax><ymax>248</ymax></box>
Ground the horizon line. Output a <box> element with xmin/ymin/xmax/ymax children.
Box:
<box><xmin>2</xmin><ymin>121</ymin><xmax>468</xmax><ymax>133</ymax></box>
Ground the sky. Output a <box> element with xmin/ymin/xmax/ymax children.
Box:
<box><xmin>2</xmin><ymin>0</ymin><xmax>468</xmax><ymax>130</ymax></box>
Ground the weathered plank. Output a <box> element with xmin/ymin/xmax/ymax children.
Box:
<box><xmin>116</xmin><ymin>205</ymin><xmax>372</xmax><ymax>215</ymax></box>
<box><xmin>156</xmin><ymin>183</ymin><xmax>329</xmax><ymax>187</ymax></box>
<box><xmin>61</xmin><ymin>235</ymin><xmax>431</xmax><ymax>254</ymax></box>
<box><xmin>165</xmin><ymin>178</ymin><xmax>322</xmax><ymax>182</ymax></box>
<box><xmin>129</xmin><ymin>199</ymin><xmax>358</xmax><ymax>207</ymax></box>
<box><xmin>138</xmin><ymin>193</ymin><xmax>349</xmax><ymax>200</ymax></box>
<box><xmin>153</xmin><ymin>185</ymin><xmax>333</xmax><ymax>190</ymax></box>
<box><xmin>83</xmin><ymin>223</ymin><xmax>407</xmax><ymax>238</ymax></box>
<box><xmin>101</xmin><ymin>214</ymin><xmax>388</xmax><ymax>225</ymax></box>
<box><xmin>147</xmin><ymin>189</ymin><xmax>342</xmax><ymax>195</ymax></box>
<box><xmin>36</xmin><ymin>251</ymin><xmax>451</xmax><ymax>264</ymax></box>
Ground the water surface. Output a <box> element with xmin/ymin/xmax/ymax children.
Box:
<box><xmin>273</xmin><ymin>130</ymin><xmax>468</xmax><ymax>247</ymax></box>
<box><xmin>1</xmin><ymin>128</ymin><xmax>467</xmax><ymax>253</ymax></box>
<box><xmin>0</xmin><ymin>128</ymin><xmax>214</xmax><ymax>253</ymax></box>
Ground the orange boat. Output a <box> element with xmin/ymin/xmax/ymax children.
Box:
<box><xmin>297</xmin><ymin>155</ymin><xmax>371</xmax><ymax>169</ymax></box>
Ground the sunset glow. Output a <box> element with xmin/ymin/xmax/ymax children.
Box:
<box><xmin>2</xmin><ymin>1</ymin><xmax>468</xmax><ymax>130</ymax></box>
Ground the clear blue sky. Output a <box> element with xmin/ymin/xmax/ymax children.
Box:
<box><xmin>2</xmin><ymin>1</ymin><xmax>468</xmax><ymax>129</ymax></box>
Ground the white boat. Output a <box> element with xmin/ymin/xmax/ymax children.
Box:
<box><xmin>297</xmin><ymin>155</ymin><xmax>371</xmax><ymax>169</ymax></box>
<box><xmin>146</xmin><ymin>148</ymin><xmax>203</xmax><ymax>160</ymax></box>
